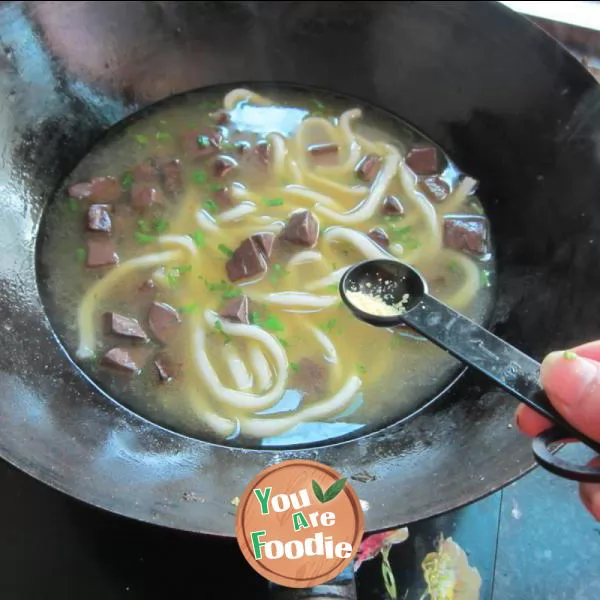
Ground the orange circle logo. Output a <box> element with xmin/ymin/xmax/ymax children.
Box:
<box><xmin>235</xmin><ymin>459</ymin><xmax>364</xmax><ymax>588</ymax></box>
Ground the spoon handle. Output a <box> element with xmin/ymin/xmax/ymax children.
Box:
<box><xmin>403</xmin><ymin>294</ymin><xmax>600</xmax><ymax>455</ymax></box>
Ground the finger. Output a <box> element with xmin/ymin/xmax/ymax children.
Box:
<box><xmin>569</xmin><ymin>340</ymin><xmax>600</xmax><ymax>362</ymax></box>
<box><xmin>538</xmin><ymin>350</ymin><xmax>600</xmax><ymax>443</ymax></box>
<box><xmin>580</xmin><ymin>458</ymin><xmax>600</xmax><ymax>522</ymax></box>
<box><xmin>515</xmin><ymin>403</ymin><xmax>552</xmax><ymax>437</ymax></box>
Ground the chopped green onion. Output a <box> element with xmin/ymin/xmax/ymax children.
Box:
<box><xmin>262</xmin><ymin>197</ymin><xmax>284</xmax><ymax>207</ymax></box>
<box><xmin>320</xmin><ymin>318</ymin><xmax>337</xmax><ymax>332</ymax></box>
<box><xmin>153</xmin><ymin>217</ymin><xmax>169</xmax><ymax>234</ymax></box>
<box><xmin>355</xmin><ymin>363</ymin><xmax>368</xmax><ymax>375</ymax></box>
<box><xmin>193</xmin><ymin>170</ymin><xmax>208</xmax><ymax>185</ymax></box>
<box><xmin>210</xmin><ymin>183</ymin><xmax>224</xmax><ymax>192</ymax></box>
<box><xmin>448</xmin><ymin>260</ymin><xmax>462</xmax><ymax>275</ymax></box>
<box><xmin>563</xmin><ymin>350</ymin><xmax>577</xmax><ymax>360</ymax></box>
<box><xmin>197</xmin><ymin>135</ymin><xmax>211</xmax><ymax>148</ymax></box>
<box><xmin>134</xmin><ymin>134</ymin><xmax>148</xmax><ymax>145</ymax></box>
<box><xmin>174</xmin><ymin>265</ymin><xmax>192</xmax><ymax>274</ymax></box>
<box><xmin>262</xmin><ymin>314</ymin><xmax>284</xmax><ymax>332</ymax></box>
<box><xmin>214</xmin><ymin>319</ymin><xmax>231</xmax><ymax>344</ymax></box>
<box><xmin>290</xmin><ymin>362</ymin><xmax>300</xmax><ymax>372</ymax></box>
<box><xmin>155</xmin><ymin>131</ymin><xmax>171</xmax><ymax>141</ymax></box>
<box><xmin>250</xmin><ymin>311</ymin><xmax>260</xmax><ymax>325</ymax></box>
<box><xmin>121</xmin><ymin>171</ymin><xmax>134</xmax><ymax>189</ymax></box>
<box><xmin>325</xmin><ymin>283</ymin><xmax>339</xmax><ymax>293</ymax></box>
<box><xmin>222</xmin><ymin>289</ymin><xmax>242</xmax><ymax>300</ymax></box>
<box><xmin>277</xmin><ymin>337</ymin><xmax>290</xmax><ymax>349</ymax></box>
<box><xmin>207</xmin><ymin>280</ymin><xmax>228</xmax><ymax>292</ymax></box>
<box><xmin>204</xmin><ymin>198</ymin><xmax>218</xmax><ymax>213</ymax></box>
<box><xmin>217</xmin><ymin>243</ymin><xmax>234</xmax><ymax>258</ymax></box>
<box><xmin>479</xmin><ymin>270</ymin><xmax>491</xmax><ymax>288</ymax></box>
<box><xmin>75</xmin><ymin>247</ymin><xmax>86</xmax><ymax>263</ymax></box>
<box><xmin>268</xmin><ymin>263</ymin><xmax>288</xmax><ymax>285</ymax></box>
<box><xmin>179</xmin><ymin>303</ymin><xmax>199</xmax><ymax>314</ymax></box>
<box><xmin>134</xmin><ymin>232</ymin><xmax>156</xmax><ymax>244</ymax></box>
<box><xmin>191</xmin><ymin>230</ymin><xmax>205</xmax><ymax>248</ymax></box>
<box><xmin>137</xmin><ymin>219</ymin><xmax>151</xmax><ymax>233</ymax></box>
<box><xmin>67</xmin><ymin>198</ymin><xmax>78</xmax><ymax>212</ymax></box>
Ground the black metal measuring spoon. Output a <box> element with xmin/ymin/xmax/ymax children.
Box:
<box><xmin>339</xmin><ymin>259</ymin><xmax>600</xmax><ymax>483</ymax></box>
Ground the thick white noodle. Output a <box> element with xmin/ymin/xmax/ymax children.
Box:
<box><xmin>287</xmin><ymin>251</ymin><xmax>323</xmax><ymax>268</ymax></box>
<box><xmin>441</xmin><ymin>176</ymin><xmax>478</xmax><ymax>213</ymax></box>
<box><xmin>191</xmin><ymin>311</ymin><xmax>288</xmax><ymax>411</ymax></box>
<box><xmin>222</xmin><ymin>345</ymin><xmax>253</xmax><ymax>391</ymax></box>
<box><xmin>76</xmin><ymin>250</ymin><xmax>182</xmax><ymax>358</ymax></box>
<box><xmin>305</xmin><ymin>267</ymin><xmax>348</xmax><ymax>291</ymax></box>
<box><xmin>283</xmin><ymin>184</ymin><xmax>343</xmax><ymax>210</ymax></box>
<box><xmin>223</xmin><ymin>88</ymin><xmax>271</xmax><ymax>109</ymax></box>
<box><xmin>323</xmin><ymin>227</ymin><xmax>396</xmax><ymax>259</ymax></box>
<box><xmin>185</xmin><ymin>388</ymin><xmax>237</xmax><ymax>438</ymax></box>
<box><xmin>248</xmin><ymin>345</ymin><xmax>272</xmax><ymax>392</ymax></box>
<box><xmin>195</xmin><ymin>209</ymin><xmax>220</xmax><ymax>234</ymax></box>
<box><xmin>238</xmin><ymin>376</ymin><xmax>362</xmax><ymax>438</ymax></box>
<box><xmin>251</xmin><ymin>292</ymin><xmax>338</xmax><ymax>309</ymax></box>
<box><xmin>315</xmin><ymin>144</ymin><xmax>400</xmax><ymax>224</ymax></box>
<box><xmin>158</xmin><ymin>235</ymin><xmax>198</xmax><ymax>257</ymax></box>
<box><xmin>268</xmin><ymin>133</ymin><xmax>287</xmax><ymax>179</ymax></box>
<box><xmin>437</xmin><ymin>249</ymin><xmax>481</xmax><ymax>310</ymax></box>
<box><xmin>287</xmin><ymin>157</ymin><xmax>304</xmax><ymax>184</ymax></box>
<box><xmin>315</xmin><ymin>108</ymin><xmax>362</xmax><ymax>176</ymax></box>
<box><xmin>312</xmin><ymin>327</ymin><xmax>338</xmax><ymax>364</ymax></box>
<box><xmin>219</xmin><ymin>202</ymin><xmax>257</xmax><ymax>222</ymax></box>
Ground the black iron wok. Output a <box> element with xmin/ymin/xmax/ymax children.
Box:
<box><xmin>1</xmin><ymin>0</ymin><xmax>600</xmax><ymax>595</ymax></box>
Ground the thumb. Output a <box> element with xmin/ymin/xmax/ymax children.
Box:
<box><xmin>540</xmin><ymin>351</ymin><xmax>600</xmax><ymax>443</ymax></box>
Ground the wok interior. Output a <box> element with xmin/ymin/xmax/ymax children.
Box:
<box><xmin>1</xmin><ymin>1</ymin><xmax>600</xmax><ymax>534</ymax></box>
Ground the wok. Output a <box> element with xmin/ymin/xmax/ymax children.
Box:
<box><xmin>1</xmin><ymin>0</ymin><xmax>600</xmax><ymax>595</ymax></box>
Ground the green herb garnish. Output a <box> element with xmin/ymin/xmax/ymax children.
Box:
<box><xmin>197</xmin><ymin>135</ymin><xmax>211</xmax><ymax>148</ymax></box>
<box><xmin>290</xmin><ymin>362</ymin><xmax>300</xmax><ymax>372</ymax></box>
<box><xmin>67</xmin><ymin>198</ymin><xmax>78</xmax><ymax>212</ymax></box>
<box><xmin>174</xmin><ymin>265</ymin><xmax>192</xmax><ymax>274</ymax></box>
<box><xmin>134</xmin><ymin>232</ymin><xmax>156</xmax><ymax>244</ymax></box>
<box><xmin>262</xmin><ymin>197</ymin><xmax>284</xmax><ymax>207</ymax></box>
<box><xmin>320</xmin><ymin>318</ymin><xmax>338</xmax><ymax>333</ymax></box>
<box><xmin>268</xmin><ymin>263</ymin><xmax>288</xmax><ymax>285</ymax></box>
<box><xmin>480</xmin><ymin>270</ymin><xmax>491</xmax><ymax>288</ymax></box>
<box><xmin>134</xmin><ymin>134</ymin><xmax>149</xmax><ymax>145</ymax></box>
<box><xmin>179</xmin><ymin>303</ymin><xmax>199</xmax><ymax>314</ymax></box>
<box><xmin>325</xmin><ymin>283</ymin><xmax>339</xmax><ymax>293</ymax></box>
<box><xmin>121</xmin><ymin>171</ymin><xmax>134</xmax><ymax>189</ymax></box>
<box><xmin>277</xmin><ymin>337</ymin><xmax>290</xmax><ymax>349</ymax></box>
<box><xmin>448</xmin><ymin>260</ymin><xmax>462</xmax><ymax>275</ymax></box>
<box><xmin>217</xmin><ymin>243</ymin><xmax>234</xmax><ymax>258</ymax></box>
<box><xmin>137</xmin><ymin>219</ymin><xmax>151</xmax><ymax>234</ymax></box>
<box><xmin>153</xmin><ymin>217</ymin><xmax>169</xmax><ymax>234</ymax></box>
<box><xmin>191</xmin><ymin>230</ymin><xmax>206</xmax><ymax>248</ymax></box>
<box><xmin>355</xmin><ymin>363</ymin><xmax>368</xmax><ymax>375</ymax></box>
<box><xmin>262</xmin><ymin>314</ymin><xmax>284</xmax><ymax>332</ymax></box>
<box><xmin>155</xmin><ymin>131</ymin><xmax>171</xmax><ymax>141</ymax></box>
<box><xmin>204</xmin><ymin>198</ymin><xmax>218</xmax><ymax>213</ymax></box>
<box><xmin>75</xmin><ymin>247</ymin><xmax>86</xmax><ymax>263</ymax></box>
<box><xmin>389</xmin><ymin>225</ymin><xmax>420</xmax><ymax>248</ymax></box>
<box><xmin>222</xmin><ymin>289</ymin><xmax>242</xmax><ymax>299</ymax></box>
<box><xmin>210</xmin><ymin>183</ymin><xmax>224</xmax><ymax>192</ymax></box>
<box><xmin>214</xmin><ymin>319</ymin><xmax>231</xmax><ymax>344</ymax></box>
<box><xmin>193</xmin><ymin>170</ymin><xmax>208</xmax><ymax>185</ymax></box>
<box><xmin>563</xmin><ymin>350</ymin><xmax>577</xmax><ymax>360</ymax></box>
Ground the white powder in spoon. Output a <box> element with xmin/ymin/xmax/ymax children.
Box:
<box><xmin>346</xmin><ymin>289</ymin><xmax>409</xmax><ymax>316</ymax></box>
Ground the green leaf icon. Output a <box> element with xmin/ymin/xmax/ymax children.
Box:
<box><xmin>312</xmin><ymin>478</ymin><xmax>347</xmax><ymax>503</ymax></box>
<box><xmin>312</xmin><ymin>480</ymin><xmax>325</xmax><ymax>503</ymax></box>
<box><xmin>323</xmin><ymin>477</ymin><xmax>347</xmax><ymax>502</ymax></box>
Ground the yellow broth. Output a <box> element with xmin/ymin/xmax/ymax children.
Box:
<box><xmin>38</xmin><ymin>85</ymin><xmax>495</xmax><ymax>447</ymax></box>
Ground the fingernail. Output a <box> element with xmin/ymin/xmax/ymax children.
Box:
<box><xmin>540</xmin><ymin>350</ymin><xmax>598</xmax><ymax>406</ymax></box>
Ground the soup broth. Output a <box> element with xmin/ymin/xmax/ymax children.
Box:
<box><xmin>39</xmin><ymin>85</ymin><xmax>495</xmax><ymax>447</ymax></box>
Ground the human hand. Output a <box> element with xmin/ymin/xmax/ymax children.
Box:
<box><xmin>515</xmin><ymin>341</ymin><xmax>600</xmax><ymax>521</ymax></box>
